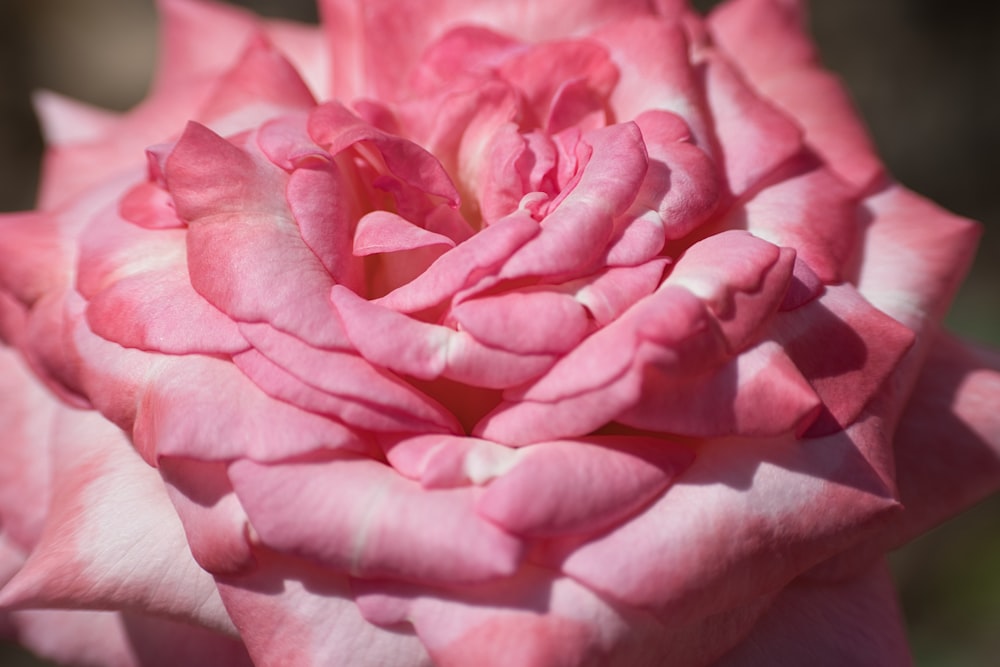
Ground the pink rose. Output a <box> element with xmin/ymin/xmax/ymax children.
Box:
<box><xmin>1</xmin><ymin>0</ymin><xmax>998</xmax><ymax>664</ymax></box>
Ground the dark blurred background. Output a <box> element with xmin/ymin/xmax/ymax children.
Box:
<box><xmin>0</xmin><ymin>1</ymin><xmax>997</xmax><ymax>665</ymax></box>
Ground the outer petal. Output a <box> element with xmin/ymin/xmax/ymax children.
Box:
<box><xmin>808</xmin><ymin>333</ymin><xmax>1000</xmax><ymax>577</ymax></box>
<box><xmin>216</xmin><ymin>551</ymin><xmax>431</xmax><ymax>667</ymax></box>
<box><xmin>718</xmin><ymin>560</ymin><xmax>911</xmax><ymax>665</ymax></box>
<box><xmin>229</xmin><ymin>455</ymin><xmax>525</xmax><ymax>585</ymax></box>
<box><xmin>708</xmin><ymin>0</ymin><xmax>884</xmax><ymax>192</ymax></box>
<box><xmin>6</xmin><ymin>608</ymin><xmax>253</xmax><ymax>667</ymax></box>
<box><xmin>550</xmin><ymin>416</ymin><xmax>900</xmax><ymax>625</ymax></box>
<box><xmin>0</xmin><ymin>410</ymin><xmax>234</xmax><ymax>637</ymax></box>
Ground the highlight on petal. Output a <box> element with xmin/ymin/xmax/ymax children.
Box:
<box><xmin>0</xmin><ymin>409</ymin><xmax>234</xmax><ymax>636</ymax></box>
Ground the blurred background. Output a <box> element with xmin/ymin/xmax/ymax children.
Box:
<box><xmin>0</xmin><ymin>0</ymin><xmax>997</xmax><ymax>665</ymax></box>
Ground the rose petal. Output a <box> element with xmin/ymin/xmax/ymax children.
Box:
<box><xmin>477</xmin><ymin>436</ymin><xmax>694</xmax><ymax>538</ymax></box>
<box><xmin>551</xmin><ymin>416</ymin><xmax>899</xmax><ymax>623</ymax></box>
<box><xmin>166</xmin><ymin>121</ymin><xmax>347</xmax><ymax>348</ymax></box>
<box><xmin>331</xmin><ymin>286</ymin><xmax>557</xmax><ymax>388</ymax></box>
<box><xmin>717</xmin><ymin>560</ymin><xmax>911</xmax><ymax>665</ymax></box>
<box><xmin>0</xmin><ymin>409</ymin><xmax>235</xmax><ymax>636</ymax></box>
<box><xmin>708</xmin><ymin>0</ymin><xmax>884</xmax><ymax>191</ymax></box>
<box><xmin>229</xmin><ymin>455</ymin><xmax>525</xmax><ymax>584</ymax></box>
<box><xmin>216</xmin><ymin>551</ymin><xmax>430</xmax><ymax>667</ymax></box>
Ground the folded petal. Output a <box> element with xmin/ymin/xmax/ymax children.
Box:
<box><xmin>216</xmin><ymin>551</ymin><xmax>430</xmax><ymax>667</ymax></box>
<box><xmin>552</xmin><ymin>416</ymin><xmax>899</xmax><ymax>623</ymax></box>
<box><xmin>229</xmin><ymin>455</ymin><xmax>524</xmax><ymax>584</ymax></box>
<box><xmin>166</xmin><ymin>121</ymin><xmax>346</xmax><ymax>347</ymax></box>
<box><xmin>132</xmin><ymin>354</ymin><xmax>366</xmax><ymax>463</ymax></box>
<box><xmin>773</xmin><ymin>283</ymin><xmax>915</xmax><ymax>436</ymax></box>
<box><xmin>717</xmin><ymin>560</ymin><xmax>911</xmax><ymax>665</ymax></box>
<box><xmin>477</xmin><ymin>436</ymin><xmax>694</xmax><ymax>538</ymax></box>
<box><xmin>331</xmin><ymin>286</ymin><xmax>556</xmax><ymax>388</ymax></box>
<box><xmin>708</xmin><ymin>0</ymin><xmax>884</xmax><ymax>192</ymax></box>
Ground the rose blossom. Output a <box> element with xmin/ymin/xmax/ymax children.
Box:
<box><xmin>1</xmin><ymin>0</ymin><xmax>998</xmax><ymax>664</ymax></box>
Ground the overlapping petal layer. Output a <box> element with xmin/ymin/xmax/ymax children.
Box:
<box><xmin>1</xmin><ymin>0</ymin><xmax>997</xmax><ymax>665</ymax></box>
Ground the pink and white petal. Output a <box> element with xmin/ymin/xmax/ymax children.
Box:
<box><xmin>855</xmin><ymin>184</ymin><xmax>980</xmax><ymax>336</ymax></box>
<box><xmin>232</xmin><ymin>347</ymin><xmax>457</xmax><ymax>435</ymax></box>
<box><xmin>569</xmin><ymin>259</ymin><xmax>668</xmax><ymax>326</ymax></box>
<box><xmin>237</xmin><ymin>322</ymin><xmax>461</xmax><ymax>433</ymax></box>
<box><xmin>86</xmin><ymin>266</ymin><xmax>249</xmax><ymax>355</ymax></box>
<box><xmin>354</xmin><ymin>211</ymin><xmax>456</xmax><ymax>256</ymax></box>
<box><xmin>630</xmin><ymin>110</ymin><xmax>722</xmax><ymax>240</ymax></box>
<box><xmin>165</xmin><ymin>121</ymin><xmax>346</xmax><ymax>348</ymax></box>
<box><xmin>475</xmin><ymin>286</ymin><xmax>721</xmax><ymax>445</ymax></box>
<box><xmin>376</xmin><ymin>210</ymin><xmax>540</xmax><ymax>313</ymax></box>
<box><xmin>216</xmin><ymin>551</ymin><xmax>430</xmax><ymax>667</ymax></box>
<box><xmin>717</xmin><ymin>560</ymin><xmax>911</xmax><ymax>666</ymax></box>
<box><xmin>499</xmin><ymin>123</ymin><xmax>648</xmax><ymax>283</ymax></box>
<box><xmin>264</xmin><ymin>20</ymin><xmax>329</xmax><ymax>100</ymax></box>
<box><xmin>159</xmin><ymin>459</ymin><xmax>255</xmax><ymax>576</ymax></box>
<box><xmin>735</xmin><ymin>157</ymin><xmax>860</xmax><ymax>284</ymax></box>
<box><xmin>701</xmin><ymin>52</ymin><xmax>803</xmax><ymax>197</ymax></box>
<box><xmin>0</xmin><ymin>347</ymin><xmax>56</xmax><ymax>552</ymax></box>
<box><xmin>381</xmin><ymin>434</ymin><xmax>519</xmax><ymax>487</ymax></box>
<box><xmin>551</xmin><ymin>416</ymin><xmax>899</xmax><ymax>624</ymax></box>
<box><xmin>772</xmin><ymin>283</ymin><xmax>915</xmax><ymax>437</ymax></box>
<box><xmin>132</xmin><ymin>354</ymin><xmax>366</xmax><ymax>463</ymax></box>
<box><xmin>618</xmin><ymin>338</ymin><xmax>821</xmax><ymax>438</ymax></box>
<box><xmin>705</xmin><ymin>0</ymin><xmax>816</xmax><ymax>88</ymax></box>
<box><xmin>477</xmin><ymin>436</ymin><xmax>694</xmax><ymax>538</ymax></box>
<box><xmin>0</xmin><ymin>409</ymin><xmax>235</xmax><ymax>636</ymax></box>
<box><xmin>890</xmin><ymin>335</ymin><xmax>1000</xmax><ymax>541</ymax></box>
<box><xmin>32</xmin><ymin>91</ymin><xmax>120</xmax><ymax>146</ymax></box>
<box><xmin>354</xmin><ymin>565</ymin><xmax>767</xmax><ymax>667</ymax></box>
<box><xmin>0</xmin><ymin>212</ymin><xmax>68</xmax><ymax>307</ymax></box>
<box><xmin>10</xmin><ymin>608</ymin><xmax>253</xmax><ymax>667</ymax></box>
<box><xmin>331</xmin><ymin>286</ymin><xmax>556</xmax><ymax>388</ymax></box>
<box><xmin>193</xmin><ymin>36</ymin><xmax>317</xmax><ymax>134</ymax></box>
<box><xmin>449</xmin><ymin>289</ymin><xmax>591</xmax><ymax>356</ymax></box>
<box><xmin>152</xmin><ymin>0</ymin><xmax>259</xmax><ymax>94</ymax></box>
<box><xmin>321</xmin><ymin>0</ymin><xmax>656</xmax><ymax>100</ymax></box>
<box><xmin>401</xmin><ymin>82</ymin><xmax>523</xmax><ymax>222</ymax></box>
<box><xmin>308</xmin><ymin>102</ymin><xmax>459</xmax><ymax>205</ymax></box>
<box><xmin>596</xmin><ymin>17</ymin><xmax>710</xmax><ymax>149</ymax></box>
<box><xmin>814</xmin><ymin>334</ymin><xmax>1000</xmax><ymax>580</ymax></box>
<box><xmin>664</xmin><ymin>230</ymin><xmax>795</xmax><ymax>353</ymax></box>
<box><xmin>230</xmin><ymin>455</ymin><xmax>524</xmax><ymax>584</ymax></box>
<box><xmin>708</xmin><ymin>0</ymin><xmax>884</xmax><ymax>192</ymax></box>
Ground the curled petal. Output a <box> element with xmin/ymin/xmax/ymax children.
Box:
<box><xmin>477</xmin><ymin>436</ymin><xmax>694</xmax><ymax>538</ymax></box>
<box><xmin>165</xmin><ymin>121</ymin><xmax>347</xmax><ymax>348</ymax></box>
<box><xmin>498</xmin><ymin>122</ymin><xmax>648</xmax><ymax>282</ymax></box>
<box><xmin>331</xmin><ymin>286</ymin><xmax>556</xmax><ymax>388</ymax></box>
<box><xmin>664</xmin><ymin>229</ymin><xmax>795</xmax><ymax>353</ymax></box>
<box><xmin>450</xmin><ymin>289</ymin><xmax>591</xmax><ymax>356</ymax></box>
<box><xmin>375</xmin><ymin>210</ymin><xmax>540</xmax><ymax>313</ymax></box>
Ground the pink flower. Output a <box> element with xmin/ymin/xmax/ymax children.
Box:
<box><xmin>1</xmin><ymin>0</ymin><xmax>998</xmax><ymax>664</ymax></box>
